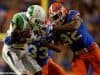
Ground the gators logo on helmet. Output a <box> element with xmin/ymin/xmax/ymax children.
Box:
<box><xmin>49</xmin><ymin>3</ymin><xmax>68</xmax><ymax>17</ymax></box>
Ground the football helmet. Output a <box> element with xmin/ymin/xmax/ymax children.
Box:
<box><xmin>26</xmin><ymin>5</ymin><xmax>46</xmax><ymax>30</ymax></box>
<box><xmin>49</xmin><ymin>3</ymin><xmax>68</xmax><ymax>23</ymax></box>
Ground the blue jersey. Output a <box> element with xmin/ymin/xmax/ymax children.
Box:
<box><xmin>28</xmin><ymin>38</ymin><xmax>54</xmax><ymax>66</ymax></box>
<box><xmin>53</xmin><ymin>10</ymin><xmax>94</xmax><ymax>52</ymax></box>
<box><xmin>28</xmin><ymin>40</ymin><xmax>48</xmax><ymax>66</ymax></box>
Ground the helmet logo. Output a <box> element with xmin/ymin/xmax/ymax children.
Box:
<box><xmin>28</xmin><ymin>6</ymin><xmax>34</xmax><ymax>17</ymax></box>
<box><xmin>56</xmin><ymin>6</ymin><xmax>62</xmax><ymax>11</ymax></box>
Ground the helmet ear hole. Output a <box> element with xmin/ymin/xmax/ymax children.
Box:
<box><xmin>34</xmin><ymin>19</ymin><xmax>40</xmax><ymax>25</ymax></box>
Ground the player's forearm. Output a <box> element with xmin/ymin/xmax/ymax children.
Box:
<box><xmin>53</xmin><ymin>23</ymin><xmax>75</xmax><ymax>31</ymax></box>
<box><xmin>53</xmin><ymin>19</ymin><xmax>81</xmax><ymax>31</ymax></box>
<box><xmin>4</xmin><ymin>28</ymin><xmax>27</xmax><ymax>45</ymax></box>
<box><xmin>48</xmin><ymin>43</ymin><xmax>61</xmax><ymax>52</ymax></box>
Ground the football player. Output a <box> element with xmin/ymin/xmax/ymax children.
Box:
<box><xmin>27</xmin><ymin>18</ymin><xmax>68</xmax><ymax>75</ymax></box>
<box><xmin>48</xmin><ymin>2</ymin><xmax>100</xmax><ymax>75</ymax></box>
<box><xmin>2</xmin><ymin>5</ymin><xmax>46</xmax><ymax>75</ymax></box>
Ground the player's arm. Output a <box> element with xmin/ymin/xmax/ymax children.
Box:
<box><xmin>48</xmin><ymin>43</ymin><xmax>61</xmax><ymax>52</ymax></box>
<box><xmin>53</xmin><ymin>14</ymin><xmax>82</xmax><ymax>31</ymax></box>
<box><xmin>47</xmin><ymin>41</ymin><xmax>68</xmax><ymax>52</ymax></box>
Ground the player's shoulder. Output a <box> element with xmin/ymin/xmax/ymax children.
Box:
<box><xmin>11</xmin><ymin>12</ymin><xmax>26</xmax><ymax>30</ymax></box>
<box><xmin>68</xmin><ymin>10</ymin><xmax>80</xmax><ymax>16</ymax></box>
<box><xmin>12</xmin><ymin>12</ymin><xmax>25</xmax><ymax>21</ymax></box>
<box><xmin>65</xmin><ymin>10</ymin><xmax>80</xmax><ymax>22</ymax></box>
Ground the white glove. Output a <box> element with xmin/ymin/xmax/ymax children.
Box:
<box><xmin>46</xmin><ymin>23</ymin><xmax>56</xmax><ymax>33</ymax></box>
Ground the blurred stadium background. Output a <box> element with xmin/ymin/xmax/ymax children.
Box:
<box><xmin>0</xmin><ymin>0</ymin><xmax>99</xmax><ymax>75</ymax></box>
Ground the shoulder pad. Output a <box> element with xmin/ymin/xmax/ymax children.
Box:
<box><xmin>65</xmin><ymin>10</ymin><xmax>80</xmax><ymax>23</ymax></box>
<box><xmin>68</xmin><ymin>10</ymin><xmax>80</xmax><ymax>16</ymax></box>
<box><xmin>12</xmin><ymin>12</ymin><xmax>25</xmax><ymax>31</ymax></box>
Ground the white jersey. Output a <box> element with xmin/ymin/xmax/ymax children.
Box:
<box><xmin>5</xmin><ymin>12</ymin><xmax>34</xmax><ymax>48</ymax></box>
<box><xmin>2</xmin><ymin>12</ymin><xmax>42</xmax><ymax>75</ymax></box>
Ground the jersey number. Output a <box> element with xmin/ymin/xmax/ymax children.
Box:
<box><xmin>60</xmin><ymin>31</ymin><xmax>82</xmax><ymax>45</ymax></box>
<box><xmin>29</xmin><ymin>45</ymin><xmax>48</xmax><ymax>59</ymax></box>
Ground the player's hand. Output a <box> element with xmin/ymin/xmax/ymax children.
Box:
<box><xmin>53</xmin><ymin>21</ymin><xmax>62</xmax><ymax>31</ymax></box>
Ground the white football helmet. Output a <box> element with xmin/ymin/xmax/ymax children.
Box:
<box><xmin>26</xmin><ymin>5</ymin><xmax>46</xmax><ymax>30</ymax></box>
